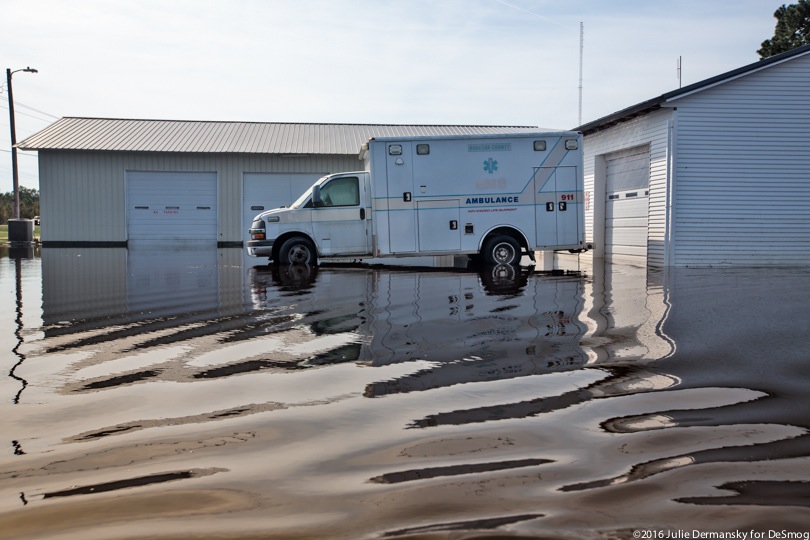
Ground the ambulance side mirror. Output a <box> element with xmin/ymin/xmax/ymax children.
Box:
<box><xmin>312</xmin><ymin>185</ymin><xmax>324</xmax><ymax>208</ymax></box>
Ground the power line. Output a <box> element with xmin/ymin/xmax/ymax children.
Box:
<box><xmin>0</xmin><ymin>167</ymin><xmax>39</xmax><ymax>180</ymax></box>
<box><xmin>0</xmin><ymin>102</ymin><xmax>56</xmax><ymax>123</ymax></box>
<box><xmin>14</xmin><ymin>101</ymin><xmax>59</xmax><ymax>120</ymax></box>
<box><xmin>0</xmin><ymin>84</ymin><xmax>59</xmax><ymax>121</ymax></box>
<box><xmin>0</xmin><ymin>171</ymin><xmax>39</xmax><ymax>180</ymax></box>
<box><xmin>0</xmin><ymin>148</ymin><xmax>38</xmax><ymax>157</ymax></box>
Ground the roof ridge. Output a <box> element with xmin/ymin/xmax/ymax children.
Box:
<box><xmin>19</xmin><ymin>119</ymin><xmax>547</xmax><ymax>153</ymax></box>
<box><xmin>59</xmin><ymin>116</ymin><xmax>536</xmax><ymax>129</ymax></box>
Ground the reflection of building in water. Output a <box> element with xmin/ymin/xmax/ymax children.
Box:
<box><xmin>36</xmin><ymin>247</ymin><xmax>250</xmax><ymax>391</ymax></box>
<box><xmin>41</xmin><ymin>248</ymin><xmax>128</xmax><ymax>327</ymax></box>
<box><xmin>569</xmin><ymin>256</ymin><xmax>675</xmax><ymax>363</ymax></box>
<box><xmin>34</xmin><ymin>247</ymin><xmax>673</xmax><ymax>401</ymax></box>
<box><xmin>40</xmin><ymin>247</ymin><xmax>246</xmax><ymax>330</ymax></box>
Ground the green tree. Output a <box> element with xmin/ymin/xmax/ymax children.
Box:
<box><xmin>0</xmin><ymin>187</ymin><xmax>40</xmax><ymax>224</ymax></box>
<box><xmin>758</xmin><ymin>0</ymin><xmax>810</xmax><ymax>58</ymax></box>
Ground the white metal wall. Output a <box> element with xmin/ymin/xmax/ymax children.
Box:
<box><xmin>581</xmin><ymin>109</ymin><xmax>673</xmax><ymax>267</ymax></box>
<box><xmin>669</xmin><ymin>52</ymin><xmax>810</xmax><ymax>266</ymax></box>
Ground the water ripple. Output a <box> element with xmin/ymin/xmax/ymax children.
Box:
<box><xmin>3</xmin><ymin>249</ymin><xmax>810</xmax><ymax>538</ymax></box>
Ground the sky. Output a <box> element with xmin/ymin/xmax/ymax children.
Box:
<box><xmin>0</xmin><ymin>0</ymin><xmax>782</xmax><ymax>192</ymax></box>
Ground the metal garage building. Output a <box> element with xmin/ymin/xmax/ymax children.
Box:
<box><xmin>18</xmin><ymin>120</ymin><xmax>539</xmax><ymax>247</ymax></box>
<box><xmin>577</xmin><ymin>43</ymin><xmax>810</xmax><ymax>267</ymax></box>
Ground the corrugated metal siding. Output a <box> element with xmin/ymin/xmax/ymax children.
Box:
<box><xmin>670</xmin><ymin>53</ymin><xmax>810</xmax><ymax>266</ymax></box>
<box><xmin>581</xmin><ymin>109</ymin><xmax>673</xmax><ymax>266</ymax></box>
<box><xmin>20</xmin><ymin>118</ymin><xmax>543</xmax><ymax>155</ymax></box>
<box><xmin>39</xmin><ymin>151</ymin><xmax>128</xmax><ymax>242</ymax></box>
<box><xmin>39</xmin><ymin>151</ymin><xmax>361</xmax><ymax>244</ymax></box>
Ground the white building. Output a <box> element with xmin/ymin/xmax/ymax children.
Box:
<box><xmin>577</xmin><ymin>43</ymin><xmax>810</xmax><ymax>267</ymax></box>
<box><xmin>18</xmin><ymin>120</ymin><xmax>540</xmax><ymax>247</ymax></box>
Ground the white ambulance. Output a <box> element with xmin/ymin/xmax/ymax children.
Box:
<box><xmin>247</xmin><ymin>132</ymin><xmax>588</xmax><ymax>265</ymax></box>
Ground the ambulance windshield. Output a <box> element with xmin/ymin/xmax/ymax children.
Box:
<box><xmin>289</xmin><ymin>175</ymin><xmax>329</xmax><ymax>209</ymax></box>
<box><xmin>289</xmin><ymin>187</ymin><xmax>312</xmax><ymax>209</ymax></box>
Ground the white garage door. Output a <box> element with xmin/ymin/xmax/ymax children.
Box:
<box><xmin>127</xmin><ymin>171</ymin><xmax>217</xmax><ymax>245</ymax></box>
<box><xmin>605</xmin><ymin>147</ymin><xmax>650</xmax><ymax>264</ymax></box>
<box><xmin>242</xmin><ymin>173</ymin><xmax>324</xmax><ymax>240</ymax></box>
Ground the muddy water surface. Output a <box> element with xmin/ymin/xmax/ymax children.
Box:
<box><xmin>1</xmin><ymin>247</ymin><xmax>810</xmax><ymax>539</ymax></box>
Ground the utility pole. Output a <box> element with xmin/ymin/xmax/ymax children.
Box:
<box><xmin>6</xmin><ymin>67</ymin><xmax>38</xmax><ymax>243</ymax></box>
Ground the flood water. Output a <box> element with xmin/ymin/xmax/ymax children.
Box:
<box><xmin>2</xmin><ymin>246</ymin><xmax>810</xmax><ymax>539</ymax></box>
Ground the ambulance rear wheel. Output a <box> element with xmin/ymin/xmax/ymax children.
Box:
<box><xmin>278</xmin><ymin>236</ymin><xmax>316</xmax><ymax>265</ymax></box>
<box><xmin>482</xmin><ymin>235</ymin><xmax>521</xmax><ymax>265</ymax></box>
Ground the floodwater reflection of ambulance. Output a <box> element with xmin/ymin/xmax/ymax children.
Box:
<box><xmin>249</xmin><ymin>264</ymin><xmax>590</xmax><ymax>397</ymax></box>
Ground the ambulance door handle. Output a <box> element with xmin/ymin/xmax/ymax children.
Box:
<box><xmin>559</xmin><ymin>201</ymin><xmax>567</xmax><ymax>211</ymax></box>
<box><xmin>449</xmin><ymin>220</ymin><xmax>458</xmax><ymax>230</ymax></box>
<box><xmin>546</xmin><ymin>202</ymin><xmax>555</xmax><ymax>212</ymax></box>
<box><xmin>360</xmin><ymin>208</ymin><xmax>366</xmax><ymax>220</ymax></box>
<box><xmin>403</xmin><ymin>192</ymin><xmax>412</xmax><ymax>202</ymax></box>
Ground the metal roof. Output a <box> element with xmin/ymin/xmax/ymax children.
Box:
<box><xmin>575</xmin><ymin>43</ymin><xmax>810</xmax><ymax>135</ymax></box>
<box><xmin>18</xmin><ymin>117</ymin><xmax>544</xmax><ymax>154</ymax></box>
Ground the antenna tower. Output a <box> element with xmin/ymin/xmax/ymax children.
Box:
<box><xmin>578</xmin><ymin>22</ymin><xmax>584</xmax><ymax>125</ymax></box>
<box><xmin>677</xmin><ymin>56</ymin><xmax>682</xmax><ymax>88</ymax></box>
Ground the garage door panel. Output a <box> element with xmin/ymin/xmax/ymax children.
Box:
<box><xmin>606</xmin><ymin>156</ymin><xmax>649</xmax><ymax>178</ymax></box>
<box><xmin>608</xmin><ymin>216</ymin><xmax>648</xmax><ymax>229</ymax></box>
<box><xmin>127</xmin><ymin>171</ymin><xmax>217</xmax><ymax>245</ymax></box>
<box><xmin>606</xmin><ymin>224</ymin><xmax>647</xmax><ymax>245</ymax></box>
<box><xmin>606</xmin><ymin>198</ymin><xmax>648</xmax><ymax>219</ymax></box>
<box><xmin>605</xmin><ymin>146</ymin><xmax>650</xmax><ymax>263</ymax></box>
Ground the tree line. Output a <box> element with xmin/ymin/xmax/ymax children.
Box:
<box><xmin>0</xmin><ymin>187</ymin><xmax>40</xmax><ymax>224</ymax></box>
<box><xmin>759</xmin><ymin>0</ymin><xmax>810</xmax><ymax>58</ymax></box>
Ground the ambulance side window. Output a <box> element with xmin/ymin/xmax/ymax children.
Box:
<box><xmin>319</xmin><ymin>177</ymin><xmax>360</xmax><ymax>207</ymax></box>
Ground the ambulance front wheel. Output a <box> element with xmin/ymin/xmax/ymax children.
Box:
<box><xmin>278</xmin><ymin>236</ymin><xmax>317</xmax><ymax>265</ymax></box>
<box><xmin>482</xmin><ymin>235</ymin><xmax>521</xmax><ymax>265</ymax></box>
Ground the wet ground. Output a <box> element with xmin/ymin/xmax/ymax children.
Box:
<box><xmin>1</xmin><ymin>246</ymin><xmax>810</xmax><ymax>539</ymax></box>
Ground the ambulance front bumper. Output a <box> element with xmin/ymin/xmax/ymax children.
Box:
<box><xmin>247</xmin><ymin>239</ymin><xmax>274</xmax><ymax>258</ymax></box>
